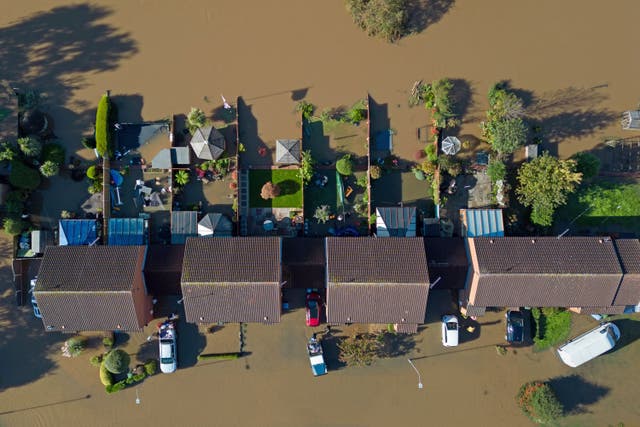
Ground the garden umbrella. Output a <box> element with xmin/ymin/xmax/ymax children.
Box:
<box><xmin>441</xmin><ymin>136</ymin><xmax>461</xmax><ymax>155</ymax></box>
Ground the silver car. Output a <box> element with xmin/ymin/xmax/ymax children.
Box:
<box><xmin>158</xmin><ymin>321</ymin><xmax>177</xmax><ymax>373</ymax></box>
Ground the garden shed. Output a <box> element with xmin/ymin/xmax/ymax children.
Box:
<box><xmin>622</xmin><ymin>111</ymin><xmax>640</xmax><ymax>130</ymax></box>
<box><xmin>115</xmin><ymin>122</ymin><xmax>169</xmax><ymax>152</ymax></box>
<box><xmin>108</xmin><ymin>218</ymin><xmax>148</xmax><ymax>245</ymax></box>
<box><xmin>151</xmin><ymin>147</ymin><xmax>190</xmax><ymax>169</ymax></box>
<box><xmin>31</xmin><ymin>230</ymin><xmax>54</xmax><ymax>255</ymax></box>
<box><xmin>197</xmin><ymin>213</ymin><xmax>233</xmax><ymax>237</ymax></box>
<box><xmin>171</xmin><ymin>211</ymin><xmax>198</xmax><ymax>244</ymax></box>
<box><xmin>58</xmin><ymin>219</ymin><xmax>98</xmax><ymax>246</ymax></box>
<box><xmin>275</xmin><ymin>139</ymin><xmax>301</xmax><ymax>164</ymax></box>
<box><xmin>190</xmin><ymin>125</ymin><xmax>225</xmax><ymax>160</ymax></box>
<box><xmin>375</xmin><ymin>207</ymin><xmax>417</xmax><ymax>237</ymax></box>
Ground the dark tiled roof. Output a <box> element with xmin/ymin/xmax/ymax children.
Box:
<box><xmin>182</xmin><ymin>283</ymin><xmax>280</xmax><ymax>323</ymax></box>
<box><xmin>424</xmin><ymin>237</ymin><xmax>469</xmax><ymax>289</ymax></box>
<box><xmin>37</xmin><ymin>292</ymin><xmax>143</xmax><ymax>331</ymax></box>
<box><xmin>327</xmin><ymin>284</ymin><xmax>428</xmax><ymax>324</ymax></box>
<box><xmin>36</xmin><ymin>246</ymin><xmax>146</xmax><ymax>292</ymax></box>
<box><xmin>613</xmin><ymin>239</ymin><xmax>640</xmax><ymax>305</ymax></box>
<box><xmin>282</xmin><ymin>238</ymin><xmax>325</xmax><ymax>265</ymax></box>
<box><xmin>326</xmin><ymin>237</ymin><xmax>429</xmax><ymax>284</ymax></box>
<box><xmin>182</xmin><ymin>237</ymin><xmax>281</xmax><ymax>283</ymax></box>
<box><xmin>326</xmin><ymin>237</ymin><xmax>429</xmax><ymax>324</ymax></box>
<box><xmin>471</xmin><ymin>237</ymin><xmax>622</xmax><ymax>275</ymax></box>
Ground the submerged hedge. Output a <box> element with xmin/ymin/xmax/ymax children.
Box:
<box><xmin>95</xmin><ymin>94</ymin><xmax>114</xmax><ymax>158</ymax></box>
<box><xmin>197</xmin><ymin>352</ymin><xmax>241</xmax><ymax>361</ymax></box>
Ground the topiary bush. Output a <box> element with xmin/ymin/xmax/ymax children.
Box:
<box><xmin>99</xmin><ymin>362</ymin><xmax>113</xmax><ymax>386</ymax></box>
<box><xmin>336</xmin><ymin>154</ymin><xmax>354</xmax><ymax>176</ymax></box>
<box><xmin>67</xmin><ymin>337</ymin><xmax>87</xmax><ymax>357</ymax></box>
<box><xmin>86</xmin><ymin>165</ymin><xmax>101</xmax><ymax>180</ymax></box>
<box><xmin>10</xmin><ymin>160</ymin><xmax>41</xmax><ymax>190</ymax></box>
<box><xmin>103</xmin><ymin>349</ymin><xmax>131</xmax><ymax>374</ymax></box>
<box><xmin>39</xmin><ymin>160</ymin><xmax>59</xmax><ymax>177</ymax></box>
<box><xmin>516</xmin><ymin>381</ymin><xmax>563</xmax><ymax>424</ymax></box>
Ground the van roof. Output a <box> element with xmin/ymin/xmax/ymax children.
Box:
<box><xmin>557</xmin><ymin>323</ymin><xmax>620</xmax><ymax>368</ymax></box>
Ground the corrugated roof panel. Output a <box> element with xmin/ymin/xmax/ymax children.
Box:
<box><xmin>108</xmin><ymin>218</ymin><xmax>146</xmax><ymax>245</ymax></box>
<box><xmin>59</xmin><ymin>220</ymin><xmax>98</xmax><ymax>246</ymax></box>
<box><xmin>465</xmin><ymin>209</ymin><xmax>504</xmax><ymax>237</ymax></box>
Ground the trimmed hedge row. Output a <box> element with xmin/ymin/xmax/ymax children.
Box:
<box><xmin>105</xmin><ymin>372</ymin><xmax>147</xmax><ymax>394</ymax></box>
<box><xmin>197</xmin><ymin>352</ymin><xmax>242</xmax><ymax>361</ymax></box>
<box><xmin>95</xmin><ymin>94</ymin><xmax>114</xmax><ymax>158</ymax></box>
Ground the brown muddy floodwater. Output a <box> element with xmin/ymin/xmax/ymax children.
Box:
<box><xmin>1</xmin><ymin>1</ymin><xmax>640</xmax><ymax>426</ymax></box>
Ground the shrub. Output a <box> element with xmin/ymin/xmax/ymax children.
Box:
<box><xmin>86</xmin><ymin>165</ymin><xmax>101</xmax><ymax>180</ymax></box>
<box><xmin>570</xmin><ymin>152</ymin><xmax>601</xmax><ymax>180</ymax></box>
<box><xmin>229</xmin><ymin>182</ymin><xmax>238</xmax><ymax>190</ymax></box>
<box><xmin>82</xmin><ymin>136</ymin><xmax>97</xmax><ymax>150</ymax></box>
<box><xmin>424</xmin><ymin>144</ymin><xmax>438</xmax><ymax>163</ymax></box>
<box><xmin>102</xmin><ymin>332</ymin><xmax>115</xmax><ymax>349</ymax></box>
<box><xmin>42</xmin><ymin>143</ymin><xmax>65</xmax><ymax>165</ymax></box>
<box><xmin>187</xmin><ymin>107</ymin><xmax>206</xmax><ymax>132</ymax></box>
<box><xmin>39</xmin><ymin>160</ymin><xmax>59</xmax><ymax>177</ymax></box>
<box><xmin>5</xmin><ymin>191</ymin><xmax>26</xmax><ymax>216</ymax></box>
<box><xmin>346</xmin><ymin>0</ymin><xmax>408</xmax><ymax>43</ymax></box>
<box><xmin>0</xmin><ymin>141</ymin><xmax>17</xmax><ymax>161</ymax></box>
<box><xmin>314</xmin><ymin>205</ymin><xmax>331</xmax><ymax>224</ymax></box>
<box><xmin>10</xmin><ymin>160</ymin><xmax>41</xmax><ymax>190</ymax></box>
<box><xmin>487</xmin><ymin>159</ymin><xmax>507</xmax><ymax>183</ymax></box>
<box><xmin>144</xmin><ymin>359</ymin><xmax>158</xmax><ymax>375</ymax></box>
<box><xmin>531</xmin><ymin>308</ymin><xmax>572</xmax><ymax>351</ymax></box>
<box><xmin>346</xmin><ymin>101</ymin><xmax>367</xmax><ymax>124</ymax></box>
<box><xmin>485</xmin><ymin>118</ymin><xmax>528</xmax><ymax>154</ymax></box>
<box><xmin>516</xmin><ymin>381</ymin><xmax>563</xmax><ymax>424</ymax></box>
<box><xmin>197</xmin><ymin>353</ymin><xmax>241</xmax><ymax>361</ymax></box>
<box><xmin>90</xmin><ymin>354</ymin><xmax>103</xmax><ymax>367</ymax></box>
<box><xmin>260</xmin><ymin>181</ymin><xmax>281</xmax><ymax>199</ymax></box>
<box><xmin>174</xmin><ymin>170</ymin><xmax>190</xmax><ymax>186</ymax></box>
<box><xmin>370</xmin><ymin>165</ymin><xmax>382</xmax><ymax>180</ymax></box>
<box><xmin>17</xmin><ymin>136</ymin><xmax>42</xmax><ymax>157</ymax></box>
<box><xmin>99</xmin><ymin>362</ymin><xmax>113</xmax><ymax>386</ymax></box>
<box><xmin>356</xmin><ymin>174</ymin><xmax>368</xmax><ymax>188</ymax></box>
<box><xmin>420</xmin><ymin>160</ymin><xmax>437</xmax><ymax>176</ymax></box>
<box><xmin>338</xmin><ymin>333</ymin><xmax>382</xmax><ymax>367</ymax></box>
<box><xmin>103</xmin><ymin>349</ymin><xmax>131</xmax><ymax>374</ymax></box>
<box><xmin>336</xmin><ymin>154</ymin><xmax>354</xmax><ymax>176</ymax></box>
<box><xmin>67</xmin><ymin>337</ymin><xmax>87</xmax><ymax>357</ymax></box>
<box><xmin>95</xmin><ymin>94</ymin><xmax>114</xmax><ymax>158</ymax></box>
<box><xmin>299</xmin><ymin>150</ymin><xmax>315</xmax><ymax>185</ymax></box>
<box><xmin>412</xmin><ymin>167</ymin><xmax>426</xmax><ymax>181</ymax></box>
<box><xmin>3</xmin><ymin>217</ymin><xmax>27</xmax><ymax>235</ymax></box>
<box><xmin>295</xmin><ymin>101</ymin><xmax>315</xmax><ymax>121</ymax></box>
<box><xmin>88</xmin><ymin>180</ymin><xmax>103</xmax><ymax>194</ymax></box>
<box><xmin>105</xmin><ymin>380</ymin><xmax>126</xmax><ymax>394</ymax></box>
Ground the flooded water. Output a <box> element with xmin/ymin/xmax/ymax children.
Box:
<box><xmin>1</xmin><ymin>1</ymin><xmax>640</xmax><ymax>425</ymax></box>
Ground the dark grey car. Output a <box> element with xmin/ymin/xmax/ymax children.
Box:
<box><xmin>506</xmin><ymin>310</ymin><xmax>525</xmax><ymax>343</ymax></box>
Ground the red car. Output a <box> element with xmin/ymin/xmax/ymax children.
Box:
<box><xmin>305</xmin><ymin>292</ymin><xmax>323</xmax><ymax>327</ymax></box>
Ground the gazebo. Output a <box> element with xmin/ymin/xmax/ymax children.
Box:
<box><xmin>276</xmin><ymin>139</ymin><xmax>301</xmax><ymax>164</ymax></box>
<box><xmin>441</xmin><ymin>136</ymin><xmax>461</xmax><ymax>155</ymax></box>
<box><xmin>190</xmin><ymin>126</ymin><xmax>226</xmax><ymax>160</ymax></box>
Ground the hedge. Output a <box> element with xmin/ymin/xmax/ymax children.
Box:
<box><xmin>197</xmin><ymin>352</ymin><xmax>242</xmax><ymax>361</ymax></box>
<box><xmin>336</xmin><ymin>154</ymin><xmax>354</xmax><ymax>176</ymax></box>
<box><xmin>95</xmin><ymin>95</ymin><xmax>113</xmax><ymax>158</ymax></box>
<box><xmin>9</xmin><ymin>160</ymin><xmax>41</xmax><ymax>190</ymax></box>
<box><xmin>104</xmin><ymin>372</ymin><xmax>146</xmax><ymax>394</ymax></box>
<box><xmin>99</xmin><ymin>362</ymin><xmax>113</xmax><ymax>386</ymax></box>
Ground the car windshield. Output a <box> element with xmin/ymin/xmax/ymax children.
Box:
<box><xmin>160</xmin><ymin>357</ymin><xmax>174</xmax><ymax>364</ymax></box>
<box><xmin>446</xmin><ymin>322</ymin><xmax>457</xmax><ymax>331</ymax></box>
<box><xmin>512</xmin><ymin>318</ymin><xmax>524</xmax><ymax>326</ymax></box>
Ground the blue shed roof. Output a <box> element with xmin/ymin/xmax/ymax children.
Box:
<box><xmin>59</xmin><ymin>220</ymin><xmax>98</xmax><ymax>246</ymax></box>
<box><xmin>108</xmin><ymin>218</ymin><xmax>147</xmax><ymax>245</ymax></box>
<box><xmin>463</xmin><ymin>209</ymin><xmax>504</xmax><ymax>237</ymax></box>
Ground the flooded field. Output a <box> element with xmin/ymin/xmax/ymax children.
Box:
<box><xmin>2</xmin><ymin>0</ymin><xmax>640</xmax><ymax>425</ymax></box>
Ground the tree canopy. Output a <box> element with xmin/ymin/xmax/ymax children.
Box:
<box><xmin>516</xmin><ymin>153</ymin><xmax>582</xmax><ymax>226</ymax></box>
<box><xmin>516</xmin><ymin>381</ymin><xmax>563</xmax><ymax>424</ymax></box>
<box><xmin>10</xmin><ymin>160</ymin><xmax>41</xmax><ymax>190</ymax></box>
<box><xmin>336</xmin><ymin>154</ymin><xmax>354</xmax><ymax>176</ymax></box>
<box><xmin>485</xmin><ymin>117</ymin><xmax>527</xmax><ymax>154</ymax></box>
<box><xmin>17</xmin><ymin>136</ymin><xmax>42</xmax><ymax>157</ymax></box>
<box><xmin>570</xmin><ymin>151</ymin><xmax>601</xmax><ymax>180</ymax></box>
<box><xmin>346</xmin><ymin>0</ymin><xmax>407</xmax><ymax>43</ymax></box>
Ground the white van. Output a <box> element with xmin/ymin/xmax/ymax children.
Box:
<box><xmin>557</xmin><ymin>322</ymin><xmax>620</xmax><ymax>368</ymax></box>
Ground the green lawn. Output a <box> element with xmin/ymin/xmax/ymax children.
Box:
<box><xmin>531</xmin><ymin>308</ymin><xmax>572</xmax><ymax>351</ymax></box>
<box><xmin>249</xmin><ymin>169</ymin><xmax>303</xmax><ymax>208</ymax></box>
<box><xmin>556</xmin><ymin>180</ymin><xmax>640</xmax><ymax>231</ymax></box>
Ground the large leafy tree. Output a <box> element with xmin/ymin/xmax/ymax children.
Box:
<box><xmin>486</xmin><ymin>117</ymin><xmax>527</xmax><ymax>154</ymax></box>
<box><xmin>516</xmin><ymin>381</ymin><xmax>563</xmax><ymax>424</ymax></box>
<box><xmin>346</xmin><ymin>0</ymin><xmax>407</xmax><ymax>43</ymax></box>
<box><xmin>516</xmin><ymin>153</ymin><xmax>582</xmax><ymax>226</ymax></box>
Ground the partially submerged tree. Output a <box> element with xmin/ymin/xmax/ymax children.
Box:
<box><xmin>187</xmin><ymin>107</ymin><xmax>206</xmax><ymax>132</ymax></box>
<box><xmin>338</xmin><ymin>333</ymin><xmax>382</xmax><ymax>367</ymax></box>
<box><xmin>570</xmin><ymin>151</ymin><xmax>601</xmax><ymax>180</ymax></box>
<box><xmin>261</xmin><ymin>181</ymin><xmax>281</xmax><ymax>200</ymax></box>
<box><xmin>17</xmin><ymin>136</ymin><xmax>42</xmax><ymax>158</ymax></box>
<box><xmin>516</xmin><ymin>152</ymin><xmax>582</xmax><ymax>227</ymax></box>
<box><xmin>103</xmin><ymin>349</ymin><xmax>131</xmax><ymax>374</ymax></box>
<box><xmin>2</xmin><ymin>218</ymin><xmax>27</xmax><ymax>236</ymax></box>
<box><xmin>9</xmin><ymin>160</ymin><xmax>41</xmax><ymax>190</ymax></box>
<box><xmin>516</xmin><ymin>381</ymin><xmax>563</xmax><ymax>424</ymax></box>
<box><xmin>485</xmin><ymin>118</ymin><xmax>527</xmax><ymax>154</ymax></box>
<box><xmin>336</xmin><ymin>154</ymin><xmax>354</xmax><ymax>176</ymax></box>
<box><xmin>346</xmin><ymin>0</ymin><xmax>408</xmax><ymax>43</ymax></box>
<box><xmin>314</xmin><ymin>205</ymin><xmax>331</xmax><ymax>224</ymax></box>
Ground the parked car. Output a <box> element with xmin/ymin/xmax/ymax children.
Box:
<box><xmin>441</xmin><ymin>315</ymin><xmax>459</xmax><ymax>347</ymax></box>
<box><xmin>305</xmin><ymin>291</ymin><xmax>323</xmax><ymax>327</ymax></box>
<box><xmin>557</xmin><ymin>322</ymin><xmax>620</xmax><ymax>368</ymax></box>
<box><xmin>158</xmin><ymin>320</ymin><xmax>177</xmax><ymax>373</ymax></box>
<box><xmin>29</xmin><ymin>279</ymin><xmax>42</xmax><ymax>319</ymax></box>
<box><xmin>307</xmin><ymin>336</ymin><xmax>327</xmax><ymax>376</ymax></box>
<box><xmin>505</xmin><ymin>310</ymin><xmax>525</xmax><ymax>343</ymax></box>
